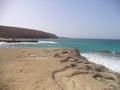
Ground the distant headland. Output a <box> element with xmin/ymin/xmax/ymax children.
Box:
<box><xmin>0</xmin><ymin>25</ymin><xmax>58</xmax><ymax>42</ymax></box>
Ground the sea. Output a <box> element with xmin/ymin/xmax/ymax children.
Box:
<box><xmin>0</xmin><ymin>38</ymin><xmax>120</xmax><ymax>74</ymax></box>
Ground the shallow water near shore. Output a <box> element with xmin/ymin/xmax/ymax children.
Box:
<box><xmin>0</xmin><ymin>38</ymin><xmax>120</xmax><ymax>73</ymax></box>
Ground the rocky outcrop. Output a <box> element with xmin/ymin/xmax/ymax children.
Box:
<box><xmin>0</xmin><ymin>25</ymin><xmax>58</xmax><ymax>38</ymax></box>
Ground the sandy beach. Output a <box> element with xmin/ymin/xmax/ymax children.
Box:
<box><xmin>0</xmin><ymin>48</ymin><xmax>120</xmax><ymax>90</ymax></box>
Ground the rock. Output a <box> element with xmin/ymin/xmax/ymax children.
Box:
<box><xmin>75</xmin><ymin>61</ymin><xmax>83</xmax><ymax>63</ymax></box>
<box><xmin>84</xmin><ymin>62</ymin><xmax>90</xmax><ymax>64</ymax></box>
<box><xmin>93</xmin><ymin>74</ymin><xmax>102</xmax><ymax>80</ymax></box>
<box><xmin>105</xmin><ymin>77</ymin><xmax>115</xmax><ymax>81</ymax></box>
<box><xmin>85</xmin><ymin>65</ymin><xmax>93</xmax><ymax>71</ymax></box>
<box><xmin>67</xmin><ymin>56</ymin><xmax>73</xmax><ymax>59</ymax></box>
<box><xmin>62</xmin><ymin>51</ymin><xmax>68</xmax><ymax>54</ymax></box>
<box><xmin>54</xmin><ymin>53</ymin><xmax>60</xmax><ymax>58</ymax></box>
<box><xmin>73</xmin><ymin>59</ymin><xmax>79</xmax><ymax>61</ymax></box>
<box><xmin>95</xmin><ymin>68</ymin><xmax>103</xmax><ymax>72</ymax></box>
<box><xmin>60</xmin><ymin>58</ymin><xmax>69</xmax><ymax>62</ymax></box>
<box><xmin>71</xmin><ymin>64</ymin><xmax>76</xmax><ymax>68</ymax></box>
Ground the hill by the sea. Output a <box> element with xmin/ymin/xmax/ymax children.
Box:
<box><xmin>0</xmin><ymin>26</ymin><xmax>57</xmax><ymax>39</ymax></box>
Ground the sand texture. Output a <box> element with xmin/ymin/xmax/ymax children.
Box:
<box><xmin>0</xmin><ymin>48</ymin><xmax>120</xmax><ymax>90</ymax></box>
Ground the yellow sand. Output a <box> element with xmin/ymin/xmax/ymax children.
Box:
<box><xmin>0</xmin><ymin>48</ymin><xmax>120</xmax><ymax>90</ymax></box>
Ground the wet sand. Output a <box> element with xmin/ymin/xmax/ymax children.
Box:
<box><xmin>0</xmin><ymin>48</ymin><xmax>120</xmax><ymax>90</ymax></box>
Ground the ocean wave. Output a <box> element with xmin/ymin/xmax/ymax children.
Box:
<box><xmin>0</xmin><ymin>40</ymin><xmax>57</xmax><ymax>44</ymax></box>
<box><xmin>0</xmin><ymin>40</ymin><xmax>58</xmax><ymax>48</ymax></box>
<box><xmin>0</xmin><ymin>41</ymin><xmax>7</xmax><ymax>44</ymax></box>
<box><xmin>0</xmin><ymin>41</ymin><xmax>12</xmax><ymax>48</ymax></box>
<box><xmin>98</xmin><ymin>51</ymin><xmax>115</xmax><ymax>54</ymax></box>
<box><xmin>38</xmin><ymin>41</ymin><xmax>58</xmax><ymax>44</ymax></box>
<box><xmin>0</xmin><ymin>41</ymin><xmax>37</xmax><ymax>45</ymax></box>
<box><xmin>81</xmin><ymin>52</ymin><xmax>120</xmax><ymax>73</ymax></box>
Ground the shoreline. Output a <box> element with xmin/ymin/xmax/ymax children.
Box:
<box><xmin>0</xmin><ymin>40</ymin><xmax>38</xmax><ymax>43</ymax></box>
<box><xmin>0</xmin><ymin>48</ymin><xmax>120</xmax><ymax>90</ymax></box>
<box><xmin>0</xmin><ymin>38</ymin><xmax>38</xmax><ymax>43</ymax></box>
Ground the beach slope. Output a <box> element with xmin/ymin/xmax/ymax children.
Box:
<box><xmin>0</xmin><ymin>48</ymin><xmax>120</xmax><ymax>90</ymax></box>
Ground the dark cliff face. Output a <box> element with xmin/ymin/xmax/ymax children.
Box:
<box><xmin>0</xmin><ymin>26</ymin><xmax>58</xmax><ymax>38</ymax></box>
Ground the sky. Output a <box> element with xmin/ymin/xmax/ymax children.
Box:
<box><xmin>0</xmin><ymin>0</ymin><xmax>120</xmax><ymax>39</ymax></box>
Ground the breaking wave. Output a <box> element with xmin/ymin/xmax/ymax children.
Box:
<box><xmin>0</xmin><ymin>40</ymin><xmax>58</xmax><ymax>48</ymax></box>
<box><xmin>81</xmin><ymin>51</ymin><xmax>120</xmax><ymax>73</ymax></box>
<box><xmin>38</xmin><ymin>41</ymin><xmax>57</xmax><ymax>44</ymax></box>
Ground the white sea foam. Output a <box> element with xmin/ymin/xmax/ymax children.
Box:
<box><xmin>0</xmin><ymin>41</ymin><xmax>11</xmax><ymax>48</ymax></box>
<box><xmin>0</xmin><ymin>41</ymin><xmax>37</xmax><ymax>45</ymax></box>
<box><xmin>0</xmin><ymin>41</ymin><xmax>7</xmax><ymax>44</ymax></box>
<box><xmin>0</xmin><ymin>40</ymin><xmax>58</xmax><ymax>48</ymax></box>
<box><xmin>38</xmin><ymin>41</ymin><xmax>57</xmax><ymax>44</ymax></box>
<box><xmin>81</xmin><ymin>52</ymin><xmax>120</xmax><ymax>73</ymax></box>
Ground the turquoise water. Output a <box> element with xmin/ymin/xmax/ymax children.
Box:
<box><xmin>1</xmin><ymin>38</ymin><xmax>120</xmax><ymax>53</ymax></box>
<box><xmin>0</xmin><ymin>38</ymin><xmax>120</xmax><ymax>73</ymax></box>
<box><xmin>40</xmin><ymin>38</ymin><xmax>120</xmax><ymax>53</ymax></box>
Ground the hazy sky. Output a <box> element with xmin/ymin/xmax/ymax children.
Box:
<box><xmin>0</xmin><ymin>0</ymin><xmax>120</xmax><ymax>39</ymax></box>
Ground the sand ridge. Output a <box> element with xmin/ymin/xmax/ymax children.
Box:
<box><xmin>0</xmin><ymin>48</ymin><xmax>120</xmax><ymax>90</ymax></box>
